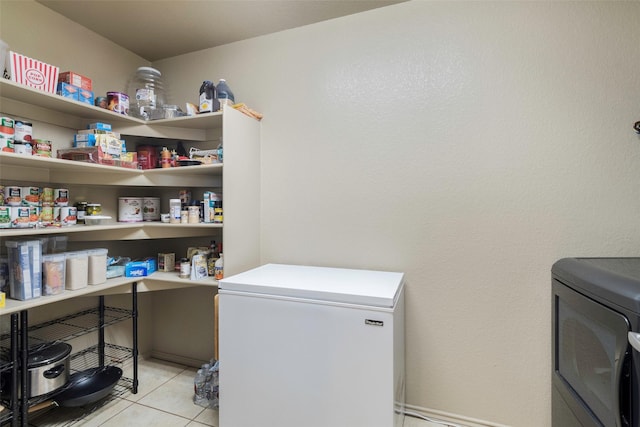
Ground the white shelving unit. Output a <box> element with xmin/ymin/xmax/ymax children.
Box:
<box><xmin>0</xmin><ymin>78</ymin><xmax>261</xmax><ymax>374</ymax></box>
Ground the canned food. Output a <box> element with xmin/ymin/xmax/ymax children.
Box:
<box><xmin>54</xmin><ymin>189</ymin><xmax>69</xmax><ymax>206</ymax></box>
<box><xmin>33</xmin><ymin>139</ymin><xmax>52</xmax><ymax>157</ymax></box>
<box><xmin>14</xmin><ymin>121</ymin><xmax>32</xmax><ymax>143</ymax></box>
<box><xmin>40</xmin><ymin>206</ymin><xmax>54</xmax><ymax>225</ymax></box>
<box><xmin>22</xmin><ymin>187</ymin><xmax>40</xmax><ymax>206</ymax></box>
<box><xmin>5</xmin><ymin>186</ymin><xmax>21</xmax><ymax>206</ymax></box>
<box><xmin>12</xmin><ymin>141</ymin><xmax>32</xmax><ymax>155</ymax></box>
<box><xmin>75</xmin><ymin>201</ymin><xmax>88</xmax><ymax>223</ymax></box>
<box><xmin>0</xmin><ymin>206</ymin><xmax>10</xmax><ymax>228</ymax></box>
<box><xmin>118</xmin><ymin>197</ymin><xmax>142</xmax><ymax>222</ymax></box>
<box><xmin>143</xmin><ymin>197</ymin><xmax>160</xmax><ymax>221</ymax></box>
<box><xmin>41</xmin><ymin>187</ymin><xmax>54</xmax><ymax>206</ymax></box>
<box><xmin>28</xmin><ymin>206</ymin><xmax>40</xmax><ymax>226</ymax></box>
<box><xmin>10</xmin><ymin>206</ymin><xmax>31</xmax><ymax>228</ymax></box>
<box><xmin>0</xmin><ymin>117</ymin><xmax>14</xmax><ymax>148</ymax></box>
<box><xmin>0</xmin><ymin>186</ymin><xmax>4</xmax><ymax>206</ymax></box>
<box><xmin>95</xmin><ymin>96</ymin><xmax>108</xmax><ymax>109</ymax></box>
<box><xmin>60</xmin><ymin>206</ymin><xmax>77</xmax><ymax>226</ymax></box>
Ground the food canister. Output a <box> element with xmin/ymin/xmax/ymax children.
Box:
<box><xmin>64</xmin><ymin>251</ymin><xmax>88</xmax><ymax>290</ymax></box>
<box><xmin>54</xmin><ymin>189</ymin><xmax>69</xmax><ymax>206</ymax></box>
<box><xmin>28</xmin><ymin>206</ymin><xmax>40</xmax><ymax>227</ymax></box>
<box><xmin>107</xmin><ymin>91</ymin><xmax>129</xmax><ymax>115</ymax></box>
<box><xmin>86</xmin><ymin>203</ymin><xmax>102</xmax><ymax>216</ymax></box>
<box><xmin>118</xmin><ymin>197</ymin><xmax>143</xmax><ymax>222</ymax></box>
<box><xmin>12</xmin><ymin>141</ymin><xmax>32</xmax><ymax>155</ymax></box>
<box><xmin>143</xmin><ymin>197</ymin><xmax>160</xmax><ymax>221</ymax></box>
<box><xmin>40</xmin><ymin>206</ymin><xmax>53</xmax><ymax>225</ymax></box>
<box><xmin>87</xmin><ymin>248</ymin><xmax>108</xmax><ymax>285</ymax></box>
<box><xmin>0</xmin><ymin>186</ymin><xmax>4</xmax><ymax>206</ymax></box>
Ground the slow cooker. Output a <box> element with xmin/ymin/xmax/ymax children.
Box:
<box><xmin>1</xmin><ymin>341</ymin><xmax>71</xmax><ymax>398</ymax></box>
<box><xmin>27</xmin><ymin>342</ymin><xmax>72</xmax><ymax>397</ymax></box>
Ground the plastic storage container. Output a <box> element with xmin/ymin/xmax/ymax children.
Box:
<box><xmin>42</xmin><ymin>253</ymin><xmax>66</xmax><ymax>295</ymax></box>
<box><xmin>126</xmin><ymin>66</ymin><xmax>167</xmax><ymax>120</ymax></box>
<box><xmin>64</xmin><ymin>251</ymin><xmax>88</xmax><ymax>290</ymax></box>
<box><xmin>87</xmin><ymin>248</ymin><xmax>108</xmax><ymax>285</ymax></box>
<box><xmin>216</xmin><ymin>79</ymin><xmax>234</xmax><ymax>109</ymax></box>
<box><xmin>5</xmin><ymin>239</ymin><xmax>42</xmax><ymax>300</ymax></box>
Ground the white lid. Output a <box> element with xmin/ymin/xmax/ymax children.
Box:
<box><xmin>220</xmin><ymin>263</ymin><xmax>404</xmax><ymax>308</ymax></box>
<box><xmin>43</xmin><ymin>253</ymin><xmax>65</xmax><ymax>262</ymax></box>
<box><xmin>64</xmin><ymin>251</ymin><xmax>88</xmax><ymax>259</ymax></box>
<box><xmin>87</xmin><ymin>248</ymin><xmax>108</xmax><ymax>256</ymax></box>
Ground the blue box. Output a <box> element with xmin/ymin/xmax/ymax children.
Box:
<box><xmin>56</xmin><ymin>82</ymin><xmax>79</xmax><ymax>101</ymax></box>
<box><xmin>73</xmin><ymin>133</ymin><xmax>98</xmax><ymax>147</ymax></box>
<box><xmin>78</xmin><ymin>88</ymin><xmax>94</xmax><ymax>105</ymax></box>
<box><xmin>125</xmin><ymin>258</ymin><xmax>157</xmax><ymax>277</ymax></box>
<box><xmin>88</xmin><ymin>122</ymin><xmax>112</xmax><ymax>131</ymax></box>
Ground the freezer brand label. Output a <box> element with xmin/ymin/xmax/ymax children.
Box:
<box><xmin>365</xmin><ymin>319</ymin><xmax>384</xmax><ymax>327</ymax></box>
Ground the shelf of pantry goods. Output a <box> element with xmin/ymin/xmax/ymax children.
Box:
<box><xmin>0</xmin><ymin>78</ymin><xmax>222</xmax><ymax>141</ymax></box>
<box><xmin>0</xmin><ymin>151</ymin><xmax>223</xmax><ymax>186</ymax></box>
<box><xmin>0</xmin><ymin>222</ymin><xmax>222</xmax><ymax>241</ymax></box>
<box><xmin>0</xmin><ymin>271</ymin><xmax>218</xmax><ymax>315</ymax></box>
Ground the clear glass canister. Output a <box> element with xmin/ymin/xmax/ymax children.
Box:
<box><xmin>126</xmin><ymin>67</ymin><xmax>167</xmax><ymax>120</ymax></box>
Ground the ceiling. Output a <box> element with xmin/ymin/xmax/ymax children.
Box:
<box><xmin>36</xmin><ymin>0</ymin><xmax>406</xmax><ymax>62</ymax></box>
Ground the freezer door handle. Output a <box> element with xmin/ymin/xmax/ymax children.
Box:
<box><xmin>628</xmin><ymin>332</ymin><xmax>640</xmax><ymax>352</ymax></box>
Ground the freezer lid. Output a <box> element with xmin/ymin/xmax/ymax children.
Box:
<box><xmin>219</xmin><ymin>264</ymin><xmax>404</xmax><ymax>308</ymax></box>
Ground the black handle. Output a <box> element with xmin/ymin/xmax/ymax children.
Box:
<box><xmin>43</xmin><ymin>365</ymin><xmax>65</xmax><ymax>379</ymax></box>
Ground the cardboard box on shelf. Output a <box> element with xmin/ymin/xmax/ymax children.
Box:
<box><xmin>58</xmin><ymin>71</ymin><xmax>92</xmax><ymax>91</ymax></box>
<box><xmin>10</xmin><ymin>51</ymin><xmax>59</xmax><ymax>94</ymax></box>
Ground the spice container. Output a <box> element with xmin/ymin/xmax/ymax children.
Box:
<box><xmin>179</xmin><ymin>258</ymin><xmax>190</xmax><ymax>278</ymax></box>
<box><xmin>169</xmin><ymin>199</ymin><xmax>181</xmax><ymax>224</ymax></box>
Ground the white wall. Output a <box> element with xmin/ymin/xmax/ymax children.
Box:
<box><xmin>156</xmin><ymin>2</ymin><xmax>640</xmax><ymax>426</ymax></box>
<box><xmin>3</xmin><ymin>1</ymin><xmax>640</xmax><ymax>425</ymax></box>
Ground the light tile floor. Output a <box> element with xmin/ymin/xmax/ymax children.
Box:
<box><xmin>28</xmin><ymin>357</ymin><xmax>442</xmax><ymax>427</ymax></box>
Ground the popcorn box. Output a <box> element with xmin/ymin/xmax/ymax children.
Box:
<box><xmin>10</xmin><ymin>51</ymin><xmax>59</xmax><ymax>94</ymax></box>
<box><xmin>58</xmin><ymin>71</ymin><xmax>92</xmax><ymax>91</ymax></box>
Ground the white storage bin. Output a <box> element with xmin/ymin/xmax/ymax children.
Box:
<box><xmin>64</xmin><ymin>251</ymin><xmax>88</xmax><ymax>290</ymax></box>
<box><xmin>87</xmin><ymin>248</ymin><xmax>108</xmax><ymax>285</ymax></box>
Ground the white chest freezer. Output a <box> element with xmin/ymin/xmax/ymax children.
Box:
<box><xmin>218</xmin><ymin>263</ymin><xmax>405</xmax><ymax>427</ymax></box>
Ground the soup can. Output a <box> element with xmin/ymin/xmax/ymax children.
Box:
<box><xmin>0</xmin><ymin>206</ymin><xmax>10</xmax><ymax>228</ymax></box>
<box><xmin>5</xmin><ymin>186</ymin><xmax>21</xmax><ymax>206</ymax></box>
<box><xmin>107</xmin><ymin>92</ymin><xmax>129</xmax><ymax>115</ymax></box>
<box><xmin>54</xmin><ymin>189</ymin><xmax>69</xmax><ymax>206</ymax></box>
<box><xmin>0</xmin><ymin>117</ymin><xmax>14</xmax><ymax>147</ymax></box>
<box><xmin>0</xmin><ymin>186</ymin><xmax>4</xmax><ymax>206</ymax></box>
<box><xmin>41</xmin><ymin>187</ymin><xmax>54</xmax><ymax>206</ymax></box>
<box><xmin>22</xmin><ymin>187</ymin><xmax>40</xmax><ymax>206</ymax></box>
<box><xmin>60</xmin><ymin>206</ymin><xmax>77</xmax><ymax>226</ymax></box>
<box><xmin>118</xmin><ymin>197</ymin><xmax>143</xmax><ymax>222</ymax></box>
<box><xmin>12</xmin><ymin>141</ymin><xmax>32</xmax><ymax>155</ymax></box>
<box><xmin>40</xmin><ymin>206</ymin><xmax>54</xmax><ymax>225</ymax></box>
<box><xmin>10</xmin><ymin>206</ymin><xmax>30</xmax><ymax>228</ymax></box>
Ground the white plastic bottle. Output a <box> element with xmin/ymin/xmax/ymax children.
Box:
<box><xmin>214</xmin><ymin>253</ymin><xmax>224</xmax><ymax>280</ymax></box>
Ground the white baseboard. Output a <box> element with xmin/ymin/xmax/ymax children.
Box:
<box><xmin>149</xmin><ymin>350</ymin><xmax>206</xmax><ymax>368</ymax></box>
<box><xmin>404</xmin><ymin>403</ymin><xmax>511</xmax><ymax>427</ymax></box>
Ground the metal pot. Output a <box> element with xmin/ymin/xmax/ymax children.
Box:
<box><xmin>27</xmin><ymin>342</ymin><xmax>71</xmax><ymax>397</ymax></box>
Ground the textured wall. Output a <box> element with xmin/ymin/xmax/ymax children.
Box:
<box><xmin>157</xmin><ymin>2</ymin><xmax>640</xmax><ymax>425</ymax></box>
<box><xmin>3</xmin><ymin>1</ymin><xmax>640</xmax><ymax>425</ymax></box>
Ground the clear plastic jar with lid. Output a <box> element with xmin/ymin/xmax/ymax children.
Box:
<box><xmin>126</xmin><ymin>67</ymin><xmax>167</xmax><ymax>120</ymax></box>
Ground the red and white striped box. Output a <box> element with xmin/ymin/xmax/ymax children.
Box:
<box><xmin>9</xmin><ymin>51</ymin><xmax>59</xmax><ymax>94</ymax></box>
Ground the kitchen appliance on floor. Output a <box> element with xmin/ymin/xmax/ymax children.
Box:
<box><xmin>218</xmin><ymin>263</ymin><xmax>405</xmax><ymax>427</ymax></box>
<box><xmin>552</xmin><ymin>258</ymin><xmax>640</xmax><ymax>427</ymax></box>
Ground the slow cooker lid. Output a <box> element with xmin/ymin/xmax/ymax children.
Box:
<box><xmin>28</xmin><ymin>342</ymin><xmax>72</xmax><ymax>368</ymax></box>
